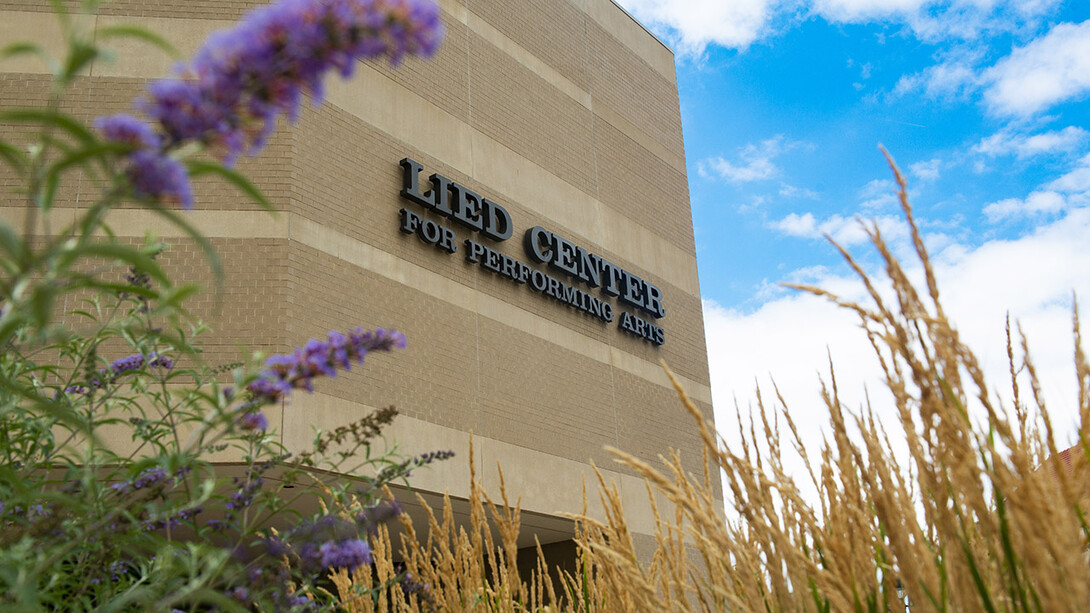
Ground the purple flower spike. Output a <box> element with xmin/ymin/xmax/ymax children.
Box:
<box><xmin>95</xmin><ymin>114</ymin><xmax>161</xmax><ymax>150</ymax></box>
<box><xmin>111</xmin><ymin>466</ymin><xmax>169</xmax><ymax>495</ymax></box>
<box><xmin>93</xmin><ymin>0</ymin><xmax>443</xmax><ymax>212</ymax></box>
<box><xmin>126</xmin><ymin>151</ymin><xmax>194</xmax><ymax>209</ymax></box>
<box><xmin>65</xmin><ymin>352</ymin><xmax>175</xmax><ymax>396</ymax></box>
<box><xmin>245</xmin><ymin>327</ymin><xmax>406</xmax><ymax>404</ymax></box>
<box><xmin>237</xmin><ymin>410</ymin><xmax>269</xmax><ymax>431</ymax></box>
<box><xmin>139</xmin><ymin>0</ymin><xmax>444</xmax><ymax>163</ymax></box>
<box><xmin>318</xmin><ymin>538</ymin><xmax>371</xmax><ymax>571</ymax></box>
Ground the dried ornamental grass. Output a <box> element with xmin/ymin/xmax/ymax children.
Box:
<box><xmin>573</xmin><ymin>153</ymin><xmax>1090</xmax><ymax>612</ymax></box>
<box><xmin>339</xmin><ymin>154</ymin><xmax>1090</xmax><ymax>612</ymax></box>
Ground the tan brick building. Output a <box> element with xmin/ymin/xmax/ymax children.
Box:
<box><xmin>0</xmin><ymin>0</ymin><xmax>714</xmax><ymax>558</ymax></box>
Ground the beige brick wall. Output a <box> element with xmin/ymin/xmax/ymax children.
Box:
<box><xmin>477</xmin><ymin>316</ymin><xmax>621</xmax><ymax>468</ymax></box>
<box><xmin>467</xmin><ymin>29</ymin><xmax>599</xmax><ymax>197</ymax></box>
<box><xmin>0</xmin><ymin>0</ymin><xmax>719</xmax><ymax>535</ymax></box>
<box><xmin>366</xmin><ymin>9</ymin><xmax>472</xmax><ymax>123</ymax></box>
<box><xmin>159</xmin><ymin>238</ymin><xmax>292</xmax><ymax>363</ymax></box>
<box><xmin>282</xmin><ymin>240</ymin><xmax>482</xmax><ymax>431</ymax></box>
<box><xmin>470</xmin><ymin>0</ymin><xmax>590</xmax><ymax>92</ymax></box>
<box><xmin>594</xmin><ymin>118</ymin><xmax>696</xmax><ymax>254</ymax></box>
<box><xmin>0</xmin><ymin>0</ymin><xmax>264</xmax><ymax>20</ymax></box>
<box><xmin>586</xmin><ymin>17</ymin><xmax>685</xmax><ymax>156</ymax></box>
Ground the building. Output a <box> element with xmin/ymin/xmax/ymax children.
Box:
<box><xmin>0</xmin><ymin>0</ymin><xmax>715</xmax><ymax>561</ymax></box>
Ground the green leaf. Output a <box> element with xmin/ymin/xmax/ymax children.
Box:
<box><xmin>995</xmin><ymin>491</ymin><xmax>1037</xmax><ymax>613</ymax></box>
<box><xmin>0</xmin><ymin>139</ymin><xmax>30</xmax><ymax>174</ymax></box>
<box><xmin>960</xmin><ymin>536</ymin><xmax>997</xmax><ymax>613</ymax></box>
<box><xmin>60</xmin><ymin>41</ymin><xmax>98</xmax><ymax>83</ymax></box>
<box><xmin>61</xmin><ymin>243</ymin><xmax>170</xmax><ymax>285</ymax></box>
<box><xmin>143</xmin><ymin>204</ymin><xmax>225</xmax><ymax>295</ymax></box>
<box><xmin>0</xmin><ymin>41</ymin><xmax>51</xmax><ymax>68</ymax></box>
<box><xmin>38</xmin><ymin>142</ymin><xmax>129</xmax><ymax>210</ymax></box>
<box><xmin>28</xmin><ymin>278</ymin><xmax>58</xmax><ymax>332</ymax></box>
<box><xmin>48</xmin><ymin>139</ymin><xmax>129</xmax><ymax>171</ymax></box>
<box><xmin>39</xmin><ymin>133</ymin><xmax>113</xmax><ymax>182</ymax></box>
<box><xmin>48</xmin><ymin>0</ymin><xmax>69</xmax><ymax>22</ymax></box>
<box><xmin>0</xmin><ymin>220</ymin><xmax>26</xmax><ymax>263</ymax></box>
<box><xmin>0</xmin><ymin>313</ymin><xmax>28</xmax><ymax>348</ymax></box>
<box><xmin>72</xmin><ymin>279</ymin><xmax>159</xmax><ymax>299</ymax></box>
<box><xmin>0</xmin><ymin>374</ymin><xmax>87</xmax><ymax>434</ymax></box>
<box><xmin>0</xmin><ymin>108</ymin><xmax>96</xmax><ymax>144</ymax></box>
<box><xmin>95</xmin><ymin>24</ymin><xmax>179</xmax><ymax>58</ymax></box>
<box><xmin>186</xmin><ymin>159</ymin><xmax>274</xmax><ymax>211</ymax></box>
<box><xmin>155</xmin><ymin>282</ymin><xmax>202</xmax><ymax>311</ymax></box>
<box><xmin>39</xmin><ymin>167</ymin><xmax>61</xmax><ymax>212</ymax></box>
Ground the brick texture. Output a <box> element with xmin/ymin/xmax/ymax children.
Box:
<box><xmin>366</xmin><ymin>9</ymin><xmax>471</xmax><ymax>123</ymax></box>
<box><xmin>468</xmin><ymin>0</ymin><xmax>590</xmax><ymax>92</ymax></box>
<box><xmin>0</xmin><ymin>0</ymin><xmax>265</xmax><ymax>20</ymax></box>
<box><xmin>594</xmin><ymin>119</ymin><xmax>696</xmax><ymax>255</ymax></box>
<box><xmin>468</xmin><ymin>30</ymin><xmax>598</xmax><ymax>197</ymax></box>
<box><xmin>1</xmin><ymin>0</ymin><xmax>718</xmax><ymax>502</ymax></box>
<box><xmin>586</xmin><ymin>18</ymin><xmax>685</xmax><ymax>156</ymax></box>
<box><xmin>282</xmin><ymin>241</ymin><xmax>481</xmax><ymax>430</ymax></box>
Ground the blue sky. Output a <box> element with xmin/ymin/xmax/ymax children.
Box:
<box><xmin>615</xmin><ymin>0</ymin><xmax>1090</xmax><ymax>445</ymax></box>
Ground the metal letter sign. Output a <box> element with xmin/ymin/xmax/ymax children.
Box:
<box><xmin>399</xmin><ymin>158</ymin><xmax>512</xmax><ymax>241</ymax></box>
<box><xmin>397</xmin><ymin>158</ymin><xmax>665</xmax><ymax>346</ymax></box>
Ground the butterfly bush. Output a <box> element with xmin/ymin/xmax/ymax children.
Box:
<box><xmin>233</xmin><ymin>327</ymin><xmax>405</xmax><ymax>431</ymax></box>
<box><xmin>63</xmin><ymin>351</ymin><xmax>174</xmax><ymax>395</ymax></box>
<box><xmin>319</xmin><ymin>538</ymin><xmax>372</xmax><ymax>571</ymax></box>
<box><xmin>96</xmin><ymin>0</ymin><xmax>443</xmax><ymax>207</ymax></box>
<box><xmin>248</xmin><ymin>329</ymin><xmax>406</xmax><ymax>399</ymax></box>
<box><xmin>1</xmin><ymin>0</ymin><xmax>446</xmax><ymax>607</ymax></box>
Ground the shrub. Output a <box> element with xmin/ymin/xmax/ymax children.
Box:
<box><xmin>0</xmin><ymin>0</ymin><xmax>446</xmax><ymax>609</ymax></box>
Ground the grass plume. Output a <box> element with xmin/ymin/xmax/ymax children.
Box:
<box><xmin>341</xmin><ymin>154</ymin><xmax>1090</xmax><ymax>611</ymax></box>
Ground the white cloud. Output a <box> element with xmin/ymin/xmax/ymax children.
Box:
<box><xmin>702</xmin><ymin>155</ymin><xmax>775</xmax><ymax>183</ymax></box>
<box><xmin>974</xmin><ymin>126</ymin><xmax>1090</xmax><ymax>158</ymax></box>
<box><xmin>815</xmin><ymin>0</ymin><xmax>1061</xmax><ymax>41</ymax></box>
<box><xmin>910</xmin><ymin>157</ymin><xmax>942</xmax><ymax>181</ymax></box>
<box><xmin>769</xmin><ymin>179</ymin><xmax>912</xmax><ymax>245</ymax></box>
<box><xmin>982</xmin><ymin>150</ymin><xmax>1090</xmax><ymax>221</ymax></box>
<box><xmin>815</xmin><ymin>0</ymin><xmax>927</xmax><ymax>22</ymax></box>
<box><xmin>705</xmin><ymin>208</ymin><xmax>1090</xmax><ymax>481</ymax></box>
<box><xmin>892</xmin><ymin>51</ymin><xmax>982</xmax><ymax>101</ymax></box>
<box><xmin>700</xmin><ymin>136</ymin><xmax>804</xmax><ymax>184</ymax></box>
<box><xmin>616</xmin><ymin>0</ymin><xmax>1061</xmax><ymax>58</ymax></box>
<box><xmin>983</xmin><ymin>191</ymin><xmax>1068</xmax><ymax>221</ymax></box>
<box><xmin>615</xmin><ymin>0</ymin><xmax>775</xmax><ymax>55</ymax></box>
<box><xmin>984</xmin><ymin>20</ymin><xmax>1090</xmax><ymax>117</ymax></box>
<box><xmin>858</xmin><ymin>178</ymin><xmax>900</xmax><ymax>210</ymax></box>
<box><xmin>779</xmin><ymin>183</ymin><xmax>820</xmax><ymax>199</ymax></box>
<box><xmin>1047</xmin><ymin>152</ymin><xmax>1090</xmax><ymax>193</ymax></box>
<box><xmin>770</xmin><ymin>211</ymin><xmax>819</xmax><ymax>236</ymax></box>
<box><xmin>889</xmin><ymin>19</ymin><xmax>1090</xmax><ymax>120</ymax></box>
<box><xmin>770</xmin><ymin>211</ymin><xmax>907</xmax><ymax>246</ymax></box>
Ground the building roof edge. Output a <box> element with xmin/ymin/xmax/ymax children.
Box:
<box><xmin>605</xmin><ymin>0</ymin><xmax>675</xmax><ymax>57</ymax></box>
